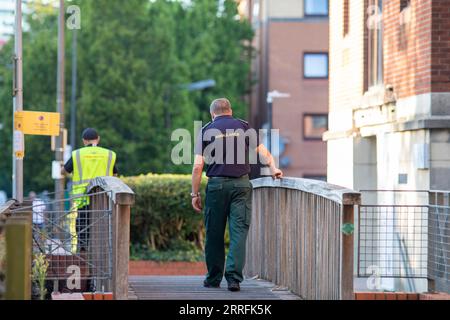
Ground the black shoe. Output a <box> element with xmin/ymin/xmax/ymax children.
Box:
<box><xmin>227</xmin><ymin>281</ymin><xmax>240</xmax><ymax>292</ymax></box>
<box><xmin>203</xmin><ymin>280</ymin><xmax>220</xmax><ymax>288</ymax></box>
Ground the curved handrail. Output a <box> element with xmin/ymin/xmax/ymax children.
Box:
<box><xmin>0</xmin><ymin>200</ymin><xmax>19</xmax><ymax>218</ymax></box>
<box><xmin>251</xmin><ymin>177</ymin><xmax>361</xmax><ymax>205</ymax></box>
<box><xmin>87</xmin><ymin>176</ymin><xmax>135</xmax><ymax>205</ymax></box>
<box><xmin>246</xmin><ymin>177</ymin><xmax>359</xmax><ymax>300</ymax></box>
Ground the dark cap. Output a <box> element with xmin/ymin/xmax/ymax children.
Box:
<box><xmin>82</xmin><ymin>128</ymin><xmax>99</xmax><ymax>140</ymax></box>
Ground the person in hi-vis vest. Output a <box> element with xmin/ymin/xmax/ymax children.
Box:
<box><xmin>62</xmin><ymin>128</ymin><xmax>118</xmax><ymax>253</ymax></box>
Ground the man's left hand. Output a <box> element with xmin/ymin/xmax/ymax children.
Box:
<box><xmin>192</xmin><ymin>196</ymin><xmax>203</xmax><ymax>213</ymax></box>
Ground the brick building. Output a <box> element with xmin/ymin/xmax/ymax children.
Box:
<box><xmin>325</xmin><ymin>0</ymin><xmax>450</xmax><ymax>293</ymax></box>
<box><xmin>238</xmin><ymin>0</ymin><xmax>329</xmax><ymax>179</ymax></box>
<box><xmin>325</xmin><ymin>0</ymin><xmax>450</xmax><ymax>193</ymax></box>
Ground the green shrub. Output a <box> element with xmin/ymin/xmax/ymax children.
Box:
<box><xmin>122</xmin><ymin>173</ymin><xmax>208</xmax><ymax>253</ymax></box>
<box><xmin>32</xmin><ymin>253</ymin><xmax>49</xmax><ymax>300</ymax></box>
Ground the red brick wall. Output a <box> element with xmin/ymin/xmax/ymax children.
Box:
<box><xmin>431</xmin><ymin>0</ymin><xmax>450</xmax><ymax>92</ymax></box>
<box><xmin>129</xmin><ymin>261</ymin><xmax>207</xmax><ymax>276</ymax></box>
<box><xmin>383</xmin><ymin>0</ymin><xmax>433</xmax><ymax>99</ymax></box>
<box><xmin>330</xmin><ymin>0</ymin><xmax>450</xmax><ymax>131</ymax></box>
<box><xmin>343</xmin><ymin>0</ymin><xmax>350</xmax><ymax>37</ymax></box>
<box><xmin>269</xmin><ymin>21</ymin><xmax>329</xmax><ymax>178</ymax></box>
<box><xmin>355</xmin><ymin>292</ymin><xmax>419</xmax><ymax>300</ymax></box>
<box><xmin>383</xmin><ymin>0</ymin><xmax>450</xmax><ymax>98</ymax></box>
<box><xmin>355</xmin><ymin>292</ymin><xmax>450</xmax><ymax>300</ymax></box>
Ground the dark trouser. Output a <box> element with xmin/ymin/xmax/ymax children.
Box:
<box><xmin>76</xmin><ymin>205</ymin><xmax>90</xmax><ymax>252</ymax></box>
<box><xmin>204</xmin><ymin>175</ymin><xmax>252</xmax><ymax>285</ymax></box>
<box><xmin>75</xmin><ymin>205</ymin><xmax>94</xmax><ymax>291</ymax></box>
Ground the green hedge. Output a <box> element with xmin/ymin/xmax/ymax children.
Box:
<box><xmin>122</xmin><ymin>174</ymin><xmax>208</xmax><ymax>256</ymax></box>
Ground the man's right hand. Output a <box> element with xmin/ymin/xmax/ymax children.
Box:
<box><xmin>192</xmin><ymin>195</ymin><xmax>202</xmax><ymax>213</ymax></box>
<box><xmin>255</xmin><ymin>144</ymin><xmax>283</xmax><ymax>180</ymax></box>
<box><xmin>271</xmin><ymin>167</ymin><xmax>283</xmax><ymax>179</ymax></box>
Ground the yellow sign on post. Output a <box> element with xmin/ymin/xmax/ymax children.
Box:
<box><xmin>14</xmin><ymin>111</ymin><xmax>60</xmax><ymax>136</ymax></box>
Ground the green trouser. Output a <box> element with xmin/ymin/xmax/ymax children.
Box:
<box><xmin>204</xmin><ymin>175</ymin><xmax>252</xmax><ymax>285</ymax></box>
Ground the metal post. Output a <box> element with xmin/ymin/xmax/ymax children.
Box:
<box><xmin>70</xmin><ymin>29</ymin><xmax>77</xmax><ymax>150</ymax></box>
<box><xmin>55</xmin><ymin>0</ymin><xmax>65</xmax><ymax>208</ymax></box>
<box><xmin>12</xmin><ymin>0</ymin><xmax>23</xmax><ymax>203</ymax></box>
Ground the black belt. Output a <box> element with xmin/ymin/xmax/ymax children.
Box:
<box><xmin>209</xmin><ymin>174</ymin><xmax>249</xmax><ymax>180</ymax></box>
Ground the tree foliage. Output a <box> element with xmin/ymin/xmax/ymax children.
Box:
<box><xmin>0</xmin><ymin>0</ymin><xmax>253</xmax><ymax>195</ymax></box>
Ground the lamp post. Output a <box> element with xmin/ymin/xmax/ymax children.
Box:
<box><xmin>70</xmin><ymin>28</ymin><xmax>77</xmax><ymax>150</ymax></box>
<box><xmin>182</xmin><ymin>79</ymin><xmax>216</xmax><ymax>92</ymax></box>
<box><xmin>12</xmin><ymin>0</ymin><xmax>23</xmax><ymax>202</ymax></box>
<box><xmin>163</xmin><ymin>79</ymin><xmax>216</xmax><ymax>129</ymax></box>
<box><xmin>182</xmin><ymin>80</ymin><xmax>216</xmax><ymax>127</ymax></box>
<box><xmin>266</xmin><ymin>90</ymin><xmax>290</xmax><ymax>153</ymax></box>
<box><xmin>54</xmin><ymin>0</ymin><xmax>65</xmax><ymax>207</ymax></box>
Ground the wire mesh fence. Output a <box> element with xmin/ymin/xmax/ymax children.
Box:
<box><xmin>12</xmin><ymin>190</ymin><xmax>113</xmax><ymax>292</ymax></box>
<box><xmin>428</xmin><ymin>191</ymin><xmax>450</xmax><ymax>293</ymax></box>
<box><xmin>357</xmin><ymin>189</ymin><xmax>450</xmax><ymax>293</ymax></box>
<box><xmin>358</xmin><ymin>204</ymin><xmax>428</xmax><ymax>278</ymax></box>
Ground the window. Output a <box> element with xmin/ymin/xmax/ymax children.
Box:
<box><xmin>304</xmin><ymin>53</ymin><xmax>328</xmax><ymax>79</ymax></box>
<box><xmin>367</xmin><ymin>0</ymin><xmax>384</xmax><ymax>87</ymax></box>
<box><xmin>343</xmin><ymin>0</ymin><xmax>350</xmax><ymax>37</ymax></box>
<box><xmin>303</xmin><ymin>113</ymin><xmax>328</xmax><ymax>140</ymax></box>
<box><xmin>253</xmin><ymin>0</ymin><xmax>260</xmax><ymax>17</ymax></box>
<box><xmin>400</xmin><ymin>0</ymin><xmax>410</xmax><ymax>11</ymax></box>
<box><xmin>304</xmin><ymin>0</ymin><xmax>329</xmax><ymax>16</ymax></box>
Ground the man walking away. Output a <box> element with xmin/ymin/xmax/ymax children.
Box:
<box><xmin>191</xmin><ymin>98</ymin><xmax>283</xmax><ymax>292</ymax></box>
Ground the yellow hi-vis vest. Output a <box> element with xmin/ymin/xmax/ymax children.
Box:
<box><xmin>71</xmin><ymin>146</ymin><xmax>116</xmax><ymax>208</ymax></box>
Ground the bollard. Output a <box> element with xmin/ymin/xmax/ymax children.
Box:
<box><xmin>5</xmin><ymin>212</ymin><xmax>32</xmax><ymax>300</ymax></box>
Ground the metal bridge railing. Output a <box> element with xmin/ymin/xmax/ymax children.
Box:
<box><xmin>12</xmin><ymin>190</ymin><xmax>113</xmax><ymax>293</ymax></box>
<box><xmin>2</xmin><ymin>176</ymin><xmax>134</xmax><ymax>300</ymax></box>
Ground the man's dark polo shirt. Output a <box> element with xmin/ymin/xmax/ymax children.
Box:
<box><xmin>195</xmin><ymin>115</ymin><xmax>259</xmax><ymax>178</ymax></box>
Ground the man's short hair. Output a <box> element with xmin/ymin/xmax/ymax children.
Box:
<box><xmin>210</xmin><ymin>98</ymin><xmax>232</xmax><ymax>115</ymax></box>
